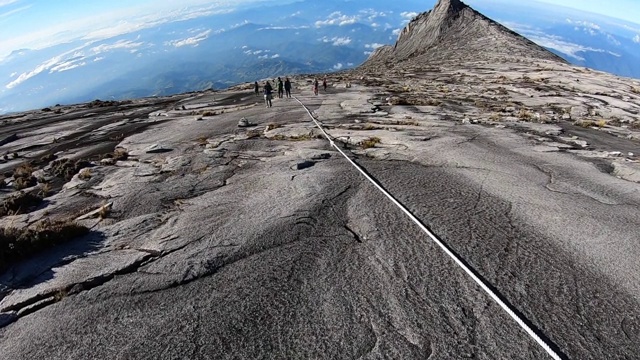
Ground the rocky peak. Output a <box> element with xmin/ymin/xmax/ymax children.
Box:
<box><xmin>364</xmin><ymin>0</ymin><xmax>564</xmax><ymax>67</ymax></box>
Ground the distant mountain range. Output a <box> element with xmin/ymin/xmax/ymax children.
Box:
<box><xmin>1</xmin><ymin>0</ymin><xmax>639</xmax><ymax>114</ymax></box>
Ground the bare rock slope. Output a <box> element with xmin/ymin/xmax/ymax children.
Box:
<box><xmin>365</xmin><ymin>0</ymin><xmax>565</xmax><ymax>65</ymax></box>
<box><xmin>0</xmin><ymin>0</ymin><xmax>639</xmax><ymax>359</ymax></box>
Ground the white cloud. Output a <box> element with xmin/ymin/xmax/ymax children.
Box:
<box><xmin>0</xmin><ymin>4</ymin><xmax>31</xmax><ymax>18</ymax></box>
<box><xmin>0</xmin><ymin>2</ymin><xmax>237</xmax><ymax>59</ymax></box>
<box><xmin>258</xmin><ymin>26</ymin><xmax>309</xmax><ymax>30</ymax></box>
<box><xmin>634</xmin><ymin>35</ymin><xmax>640</xmax><ymax>43</ymax></box>
<box><xmin>315</xmin><ymin>11</ymin><xmax>358</xmax><ymax>27</ymax></box>
<box><xmin>93</xmin><ymin>56</ymin><xmax>105</xmax><ymax>62</ymax></box>
<box><xmin>271</xmin><ymin>54</ymin><xmax>280</xmax><ymax>58</ymax></box>
<box><xmin>166</xmin><ymin>29</ymin><xmax>211</xmax><ymax>47</ymax></box>
<box><xmin>51</xmin><ymin>61</ymin><xmax>86</xmax><ymax>73</ymax></box>
<box><xmin>332</xmin><ymin>37</ymin><xmax>351</xmax><ymax>46</ymax></box>
<box><xmin>365</xmin><ymin>43</ymin><xmax>384</xmax><ymax>49</ymax></box>
<box><xmin>7</xmin><ymin>56</ymin><xmax>62</xmax><ymax>89</ymax></box>
<box><xmin>528</xmin><ymin>35</ymin><xmax>606</xmax><ymax>61</ymax></box>
<box><xmin>333</xmin><ymin>63</ymin><xmax>343</xmax><ymax>70</ymax></box>
<box><xmin>9</xmin><ymin>71</ymin><xmax>16</xmax><ymax>77</ymax></box>
<box><xmin>364</xmin><ymin>51</ymin><xmax>373</xmax><ymax>55</ymax></box>
<box><xmin>0</xmin><ymin>0</ymin><xmax>18</xmax><ymax>6</ymax></box>
<box><xmin>91</xmin><ymin>39</ymin><xmax>144</xmax><ymax>54</ymax></box>
<box><xmin>392</xmin><ymin>28</ymin><xmax>402</xmax><ymax>36</ymax></box>
<box><xmin>400</xmin><ymin>11</ymin><xmax>418</xmax><ymax>20</ymax></box>
<box><xmin>501</xmin><ymin>20</ymin><xmax>610</xmax><ymax>62</ymax></box>
<box><xmin>606</xmin><ymin>34</ymin><xmax>620</xmax><ymax>46</ymax></box>
<box><xmin>319</xmin><ymin>36</ymin><xmax>352</xmax><ymax>46</ymax></box>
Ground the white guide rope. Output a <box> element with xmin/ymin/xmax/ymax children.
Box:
<box><xmin>293</xmin><ymin>96</ymin><xmax>564</xmax><ymax>360</ymax></box>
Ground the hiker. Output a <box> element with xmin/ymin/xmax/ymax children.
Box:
<box><xmin>277</xmin><ymin>77</ymin><xmax>284</xmax><ymax>99</ymax></box>
<box><xmin>313</xmin><ymin>78</ymin><xmax>319</xmax><ymax>95</ymax></box>
<box><xmin>254</xmin><ymin>81</ymin><xmax>259</xmax><ymax>96</ymax></box>
<box><xmin>284</xmin><ymin>77</ymin><xmax>292</xmax><ymax>98</ymax></box>
<box><xmin>322</xmin><ymin>77</ymin><xmax>327</xmax><ymax>91</ymax></box>
<box><xmin>263</xmin><ymin>81</ymin><xmax>273</xmax><ymax>108</ymax></box>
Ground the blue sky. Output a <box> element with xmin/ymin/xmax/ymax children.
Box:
<box><xmin>0</xmin><ymin>0</ymin><xmax>638</xmax><ymax>60</ymax></box>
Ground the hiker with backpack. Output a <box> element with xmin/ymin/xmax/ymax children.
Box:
<box><xmin>264</xmin><ymin>81</ymin><xmax>273</xmax><ymax>108</ymax></box>
<box><xmin>284</xmin><ymin>77</ymin><xmax>292</xmax><ymax>98</ymax></box>
<box><xmin>277</xmin><ymin>77</ymin><xmax>284</xmax><ymax>99</ymax></box>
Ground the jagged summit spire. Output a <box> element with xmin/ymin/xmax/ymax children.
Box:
<box><xmin>363</xmin><ymin>0</ymin><xmax>564</xmax><ymax>67</ymax></box>
<box><xmin>433</xmin><ymin>0</ymin><xmax>466</xmax><ymax>13</ymax></box>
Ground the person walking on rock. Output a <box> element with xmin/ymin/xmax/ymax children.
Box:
<box><xmin>263</xmin><ymin>81</ymin><xmax>273</xmax><ymax>108</ymax></box>
<box><xmin>254</xmin><ymin>81</ymin><xmax>259</xmax><ymax>96</ymax></box>
<box><xmin>322</xmin><ymin>76</ymin><xmax>327</xmax><ymax>92</ymax></box>
<box><xmin>313</xmin><ymin>78</ymin><xmax>319</xmax><ymax>95</ymax></box>
<box><xmin>284</xmin><ymin>77</ymin><xmax>292</xmax><ymax>98</ymax></box>
<box><xmin>277</xmin><ymin>77</ymin><xmax>284</xmax><ymax>99</ymax></box>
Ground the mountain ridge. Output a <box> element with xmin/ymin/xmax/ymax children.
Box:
<box><xmin>364</xmin><ymin>0</ymin><xmax>566</xmax><ymax>67</ymax></box>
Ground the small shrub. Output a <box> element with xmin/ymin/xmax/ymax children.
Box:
<box><xmin>0</xmin><ymin>219</ymin><xmax>89</xmax><ymax>272</ymax></box>
<box><xmin>39</xmin><ymin>182</ymin><xmax>52</xmax><ymax>197</ymax></box>
<box><xmin>113</xmin><ymin>148</ymin><xmax>129</xmax><ymax>161</ymax></box>
<box><xmin>14</xmin><ymin>176</ymin><xmax>37</xmax><ymax>190</ymax></box>
<box><xmin>517</xmin><ymin>109</ymin><xmax>534</xmax><ymax>121</ymax></box>
<box><xmin>490</xmin><ymin>113</ymin><xmax>501</xmax><ymax>121</ymax></box>
<box><xmin>265</xmin><ymin>123</ymin><xmax>283</xmax><ymax>131</ymax></box>
<box><xmin>359</xmin><ymin>137</ymin><xmax>382</xmax><ymax>149</ymax></box>
<box><xmin>13</xmin><ymin>164</ymin><xmax>34</xmax><ymax>178</ymax></box>
<box><xmin>0</xmin><ymin>192</ymin><xmax>43</xmax><ymax>217</ymax></box>
<box><xmin>596</xmin><ymin>120</ymin><xmax>607</xmax><ymax>128</ymax></box>
<box><xmin>631</xmin><ymin>87</ymin><xmax>640</xmax><ymax>94</ymax></box>
<box><xmin>576</xmin><ymin>120</ymin><xmax>595</xmax><ymax>128</ymax></box>
<box><xmin>201</xmin><ymin>111</ymin><xmax>216</xmax><ymax>116</ymax></box>
<box><xmin>51</xmin><ymin>159</ymin><xmax>92</xmax><ymax>180</ymax></box>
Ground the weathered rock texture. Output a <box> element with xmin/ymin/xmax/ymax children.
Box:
<box><xmin>365</xmin><ymin>0</ymin><xmax>565</xmax><ymax>65</ymax></box>
<box><xmin>0</xmin><ymin>0</ymin><xmax>639</xmax><ymax>359</ymax></box>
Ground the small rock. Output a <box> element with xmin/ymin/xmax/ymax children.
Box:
<box><xmin>562</xmin><ymin>114</ymin><xmax>571</xmax><ymax>120</ymax></box>
<box><xmin>504</xmin><ymin>106</ymin><xmax>516</xmax><ymax>113</ymax></box>
<box><xmin>101</xmin><ymin>158</ymin><xmax>116</xmax><ymax>165</ymax></box>
<box><xmin>462</xmin><ymin>117</ymin><xmax>471</xmax><ymax>124</ymax></box>
<box><xmin>294</xmin><ymin>160</ymin><xmax>315</xmax><ymax>170</ymax></box>
<box><xmin>608</xmin><ymin>151</ymin><xmax>622</xmax><ymax>157</ymax></box>
<box><xmin>145</xmin><ymin>144</ymin><xmax>173</xmax><ymax>154</ymax></box>
<box><xmin>238</xmin><ymin>117</ymin><xmax>251</xmax><ymax>127</ymax></box>
<box><xmin>629</xmin><ymin>152</ymin><xmax>635</xmax><ymax>157</ymax></box>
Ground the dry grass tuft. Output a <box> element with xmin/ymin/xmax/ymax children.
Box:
<box><xmin>0</xmin><ymin>218</ymin><xmax>89</xmax><ymax>272</ymax></box>
<box><xmin>596</xmin><ymin>119</ymin><xmax>607</xmax><ymax>128</ymax></box>
<box><xmin>576</xmin><ymin>119</ymin><xmax>595</xmax><ymax>128</ymax></box>
<box><xmin>265</xmin><ymin>123</ymin><xmax>283</xmax><ymax>131</ymax></box>
<box><xmin>517</xmin><ymin>109</ymin><xmax>534</xmax><ymax>121</ymax></box>
<box><xmin>359</xmin><ymin>137</ymin><xmax>382</xmax><ymax>149</ymax></box>
<box><xmin>98</xmin><ymin>202</ymin><xmax>112</xmax><ymax>219</ymax></box>
<box><xmin>0</xmin><ymin>192</ymin><xmax>43</xmax><ymax>217</ymax></box>
<box><xmin>489</xmin><ymin>113</ymin><xmax>502</xmax><ymax>122</ymax></box>
<box><xmin>113</xmin><ymin>148</ymin><xmax>129</xmax><ymax>161</ymax></box>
